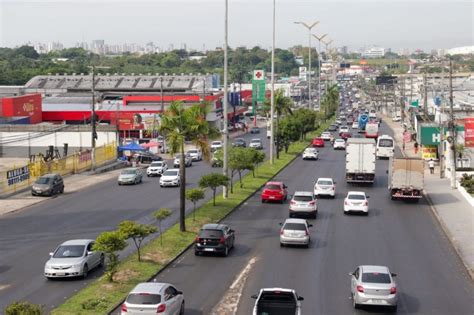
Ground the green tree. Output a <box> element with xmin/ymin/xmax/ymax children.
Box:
<box><xmin>5</xmin><ymin>301</ymin><xmax>43</xmax><ymax>315</ymax></box>
<box><xmin>185</xmin><ymin>188</ymin><xmax>205</xmax><ymax>221</ymax></box>
<box><xmin>118</xmin><ymin>221</ymin><xmax>157</xmax><ymax>262</ymax></box>
<box><xmin>14</xmin><ymin>45</ymin><xmax>40</xmax><ymax>59</ymax></box>
<box><xmin>153</xmin><ymin>208</ymin><xmax>173</xmax><ymax>246</ymax></box>
<box><xmin>159</xmin><ymin>101</ymin><xmax>212</xmax><ymax>231</ymax></box>
<box><xmin>199</xmin><ymin>173</ymin><xmax>229</xmax><ymax>206</ymax></box>
<box><xmin>228</xmin><ymin>147</ymin><xmax>254</xmax><ymax>190</ymax></box>
<box><xmin>265</xmin><ymin>89</ymin><xmax>293</xmax><ymax>158</ymax></box>
<box><xmin>93</xmin><ymin>231</ymin><xmax>127</xmax><ymax>282</ymax></box>
<box><xmin>249</xmin><ymin>148</ymin><xmax>265</xmax><ymax>177</ymax></box>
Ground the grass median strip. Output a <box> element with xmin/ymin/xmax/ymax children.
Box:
<box><xmin>52</xmin><ymin>120</ymin><xmax>333</xmax><ymax>315</ymax></box>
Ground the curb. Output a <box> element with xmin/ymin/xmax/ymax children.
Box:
<box><xmin>424</xmin><ymin>189</ymin><xmax>474</xmax><ymax>281</ymax></box>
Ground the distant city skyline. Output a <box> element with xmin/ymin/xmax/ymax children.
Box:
<box><xmin>0</xmin><ymin>0</ymin><xmax>471</xmax><ymax>52</ymax></box>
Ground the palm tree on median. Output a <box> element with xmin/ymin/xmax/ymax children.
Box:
<box><xmin>159</xmin><ymin>101</ymin><xmax>212</xmax><ymax>232</ymax></box>
<box><xmin>266</xmin><ymin>89</ymin><xmax>293</xmax><ymax>159</ymax></box>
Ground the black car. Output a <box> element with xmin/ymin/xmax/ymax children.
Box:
<box><xmin>31</xmin><ymin>174</ymin><xmax>64</xmax><ymax>196</ymax></box>
<box><xmin>250</xmin><ymin>127</ymin><xmax>260</xmax><ymax>134</ymax></box>
<box><xmin>232</xmin><ymin>138</ymin><xmax>247</xmax><ymax>148</ymax></box>
<box><xmin>328</xmin><ymin>124</ymin><xmax>338</xmax><ymax>132</ymax></box>
<box><xmin>134</xmin><ymin>153</ymin><xmax>163</xmax><ymax>164</ymax></box>
<box><xmin>195</xmin><ymin>224</ymin><xmax>235</xmax><ymax>257</ymax></box>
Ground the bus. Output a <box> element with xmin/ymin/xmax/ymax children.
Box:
<box><xmin>376</xmin><ymin>135</ymin><xmax>395</xmax><ymax>159</ymax></box>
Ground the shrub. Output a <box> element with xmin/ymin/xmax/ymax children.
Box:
<box><xmin>460</xmin><ymin>173</ymin><xmax>474</xmax><ymax>194</ymax></box>
<box><xmin>5</xmin><ymin>301</ymin><xmax>43</xmax><ymax>315</ymax></box>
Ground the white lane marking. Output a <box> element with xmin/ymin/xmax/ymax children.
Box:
<box><xmin>211</xmin><ymin>256</ymin><xmax>258</xmax><ymax>315</ymax></box>
<box><xmin>0</xmin><ymin>284</ymin><xmax>10</xmax><ymax>291</ymax></box>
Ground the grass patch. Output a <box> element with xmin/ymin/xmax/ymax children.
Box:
<box><xmin>52</xmin><ymin>119</ymin><xmax>333</xmax><ymax>315</ymax></box>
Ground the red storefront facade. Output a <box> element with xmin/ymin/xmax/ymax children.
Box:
<box><xmin>0</xmin><ymin>94</ymin><xmax>42</xmax><ymax>124</ymax></box>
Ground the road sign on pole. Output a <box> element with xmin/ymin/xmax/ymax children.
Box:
<box><xmin>252</xmin><ymin>70</ymin><xmax>266</xmax><ymax>126</ymax></box>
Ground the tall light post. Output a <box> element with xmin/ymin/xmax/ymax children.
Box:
<box><xmin>270</xmin><ymin>0</ymin><xmax>276</xmax><ymax>164</ymax></box>
<box><xmin>322</xmin><ymin>39</ymin><xmax>334</xmax><ymax>89</ymax></box>
<box><xmin>312</xmin><ymin>33</ymin><xmax>327</xmax><ymax>110</ymax></box>
<box><xmin>223</xmin><ymin>0</ymin><xmax>229</xmax><ymax>198</ymax></box>
<box><xmin>294</xmin><ymin>21</ymin><xmax>319</xmax><ymax>108</ymax></box>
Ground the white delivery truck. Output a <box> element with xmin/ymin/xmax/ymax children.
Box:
<box><xmin>388</xmin><ymin>158</ymin><xmax>424</xmax><ymax>201</ymax></box>
<box><xmin>345</xmin><ymin>138</ymin><xmax>376</xmax><ymax>184</ymax></box>
<box><xmin>376</xmin><ymin>135</ymin><xmax>395</xmax><ymax>158</ymax></box>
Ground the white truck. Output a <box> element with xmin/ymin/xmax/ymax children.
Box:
<box><xmin>388</xmin><ymin>158</ymin><xmax>424</xmax><ymax>201</ymax></box>
<box><xmin>345</xmin><ymin>138</ymin><xmax>376</xmax><ymax>184</ymax></box>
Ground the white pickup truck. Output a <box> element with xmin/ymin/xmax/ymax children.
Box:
<box><xmin>252</xmin><ymin>288</ymin><xmax>304</xmax><ymax>315</ymax></box>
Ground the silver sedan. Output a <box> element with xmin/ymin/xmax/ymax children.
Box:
<box><xmin>44</xmin><ymin>239</ymin><xmax>104</xmax><ymax>279</ymax></box>
<box><xmin>118</xmin><ymin>167</ymin><xmax>143</xmax><ymax>185</ymax></box>
<box><xmin>350</xmin><ymin>265</ymin><xmax>398</xmax><ymax>311</ymax></box>
<box><xmin>279</xmin><ymin>218</ymin><xmax>312</xmax><ymax>248</ymax></box>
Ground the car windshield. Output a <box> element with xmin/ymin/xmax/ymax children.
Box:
<box><xmin>122</xmin><ymin>169</ymin><xmax>136</xmax><ymax>175</ymax></box>
<box><xmin>335</xmin><ymin>139</ymin><xmax>345</xmax><ymax>143</ymax></box>
<box><xmin>188</xmin><ymin>150</ymin><xmax>197</xmax><ymax>154</ymax></box>
<box><xmin>317</xmin><ymin>180</ymin><xmax>333</xmax><ymax>185</ymax></box>
<box><xmin>53</xmin><ymin>245</ymin><xmax>85</xmax><ymax>258</ymax></box>
<box><xmin>126</xmin><ymin>293</ymin><xmax>161</xmax><ymax>305</ymax></box>
<box><xmin>293</xmin><ymin>195</ymin><xmax>313</xmax><ymax>202</ymax></box>
<box><xmin>36</xmin><ymin>177</ymin><xmax>52</xmax><ymax>184</ymax></box>
<box><xmin>283</xmin><ymin>223</ymin><xmax>306</xmax><ymax>231</ymax></box>
<box><xmin>212</xmin><ymin>141</ymin><xmax>221</xmax><ymax>145</ymax></box>
<box><xmin>150</xmin><ymin>162</ymin><xmax>162</xmax><ymax>167</ymax></box>
<box><xmin>362</xmin><ymin>272</ymin><xmax>391</xmax><ymax>284</ymax></box>
<box><xmin>199</xmin><ymin>229</ymin><xmax>224</xmax><ymax>238</ymax></box>
<box><xmin>378</xmin><ymin>139</ymin><xmax>394</xmax><ymax>147</ymax></box>
<box><xmin>251</xmin><ymin>140</ymin><xmax>261</xmax><ymax>143</ymax></box>
<box><xmin>348</xmin><ymin>194</ymin><xmax>365</xmax><ymax>200</ymax></box>
<box><xmin>265</xmin><ymin>184</ymin><xmax>281</xmax><ymax>190</ymax></box>
<box><xmin>163</xmin><ymin>171</ymin><xmax>178</xmax><ymax>176</ymax></box>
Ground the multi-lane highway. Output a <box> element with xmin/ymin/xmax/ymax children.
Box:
<box><xmin>0</xmin><ymin>129</ymin><xmax>269</xmax><ymax>311</ymax></box>
<box><xmin>145</xmin><ymin>122</ymin><xmax>474</xmax><ymax>315</ymax></box>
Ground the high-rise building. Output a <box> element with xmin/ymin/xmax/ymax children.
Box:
<box><xmin>361</xmin><ymin>46</ymin><xmax>385</xmax><ymax>58</ymax></box>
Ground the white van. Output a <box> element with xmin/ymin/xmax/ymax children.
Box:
<box><xmin>376</xmin><ymin>135</ymin><xmax>395</xmax><ymax>158</ymax></box>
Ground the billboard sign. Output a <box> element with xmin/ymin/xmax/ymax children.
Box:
<box><xmin>422</xmin><ymin>145</ymin><xmax>437</xmax><ymax>160</ymax></box>
<box><xmin>465</xmin><ymin>118</ymin><xmax>474</xmax><ymax>147</ymax></box>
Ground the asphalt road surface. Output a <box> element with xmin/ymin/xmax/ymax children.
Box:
<box><xmin>0</xmin><ymin>129</ymin><xmax>269</xmax><ymax>311</ymax></box>
<box><xmin>139</xmin><ymin>121</ymin><xmax>474</xmax><ymax>315</ymax></box>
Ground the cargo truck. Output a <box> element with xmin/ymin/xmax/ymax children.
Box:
<box><xmin>388</xmin><ymin>158</ymin><xmax>424</xmax><ymax>201</ymax></box>
<box><xmin>345</xmin><ymin>138</ymin><xmax>376</xmax><ymax>184</ymax></box>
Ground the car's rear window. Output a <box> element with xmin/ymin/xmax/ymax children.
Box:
<box><xmin>122</xmin><ymin>169</ymin><xmax>136</xmax><ymax>175</ymax></box>
<box><xmin>151</xmin><ymin>162</ymin><xmax>163</xmax><ymax>166</ymax></box>
<box><xmin>265</xmin><ymin>184</ymin><xmax>281</xmax><ymax>190</ymax></box>
<box><xmin>199</xmin><ymin>229</ymin><xmax>223</xmax><ymax>238</ymax></box>
<box><xmin>36</xmin><ymin>177</ymin><xmax>52</xmax><ymax>184</ymax></box>
<box><xmin>348</xmin><ymin>194</ymin><xmax>365</xmax><ymax>200</ymax></box>
<box><xmin>362</xmin><ymin>272</ymin><xmax>391</xmax><ymax>284</ymax></box>
<box><xmin>293</xmin><ymin>195</ymin><xmax>313</xmax><ymax>202</ymax></box>
<box><xmin>283</xmin><ymin>223</ymin><xmax>306</xmax><ymax>231</ymax></box>
<box><xmin>163</xmin><ymin>171</ymin><xmax>178</xmax><ymax>176</ymax></box>
<box><xmin>317</xmin><ymin>180</ymin><xmax>333</xmax><ymax>185</ymax></box>
<box><xmin>126</xmin><ymin>293</ymin><xmax>161</xmax><ymax>305</ymax></box>
<box><xmin>259</xmin><ymin>292</ymin><xmax>296</xmax><ymax>303</ymax></box>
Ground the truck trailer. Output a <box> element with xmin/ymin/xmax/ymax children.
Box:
<box><xmin>345</xmin><ymin>138</ymin><xmax>376</xmax><ymax>184</ymax></box>
<box><xmin>388</xmin><ymin>158</ymin><xmax>424</xmax><ymax>201</ymax></box>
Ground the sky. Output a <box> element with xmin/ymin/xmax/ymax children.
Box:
<box><xmin>0</xmin><ymin>0</ymin><xmax>472</xmax><ymax>52</ymax></box>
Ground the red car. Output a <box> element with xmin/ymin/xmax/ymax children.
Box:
<box><xmin>312</xmin><ymin>137</ymin><xmax>325</xmax><ymax>147</ymax></box>
<box><xmin>340</xmin><ymin>132</ymin><xmax>352</xmax><ymax>140</ymax></box>
<box><xmin>261</xmin><ymin>181</ymin><xmax>288</xmax><ymax>203</ymax></box>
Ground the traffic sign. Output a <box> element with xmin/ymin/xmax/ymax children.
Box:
<box><xmin>253</xmin><ymin>70</ymin><xmax>265</xmax><ymax>81</ymax></box>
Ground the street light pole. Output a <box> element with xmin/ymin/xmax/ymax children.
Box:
<box><xmin>270</xmin><ymin>0</ymin><xmax>276</xmax><ymax>164</ymax></box>
<box><xmin>294</xmin><ymin>21</ymin><xmax>319</xmax><ymax>109</ymax></box>
<box><xmin>91</xmin><ymin>66</ymin><xmax>97</xmax><ymax>171</ymax></box>
<box><xmin>312</xmin><ymin>34</ymin><xmax>327</xmax><ymax>111</ymax></box>
<box><xmin>223</xmin><ymin>0</ymin><xmax>229</xmax><ymax>198</ymax></box>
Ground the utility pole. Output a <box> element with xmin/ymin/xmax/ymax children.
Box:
<box><xmin>400</xmin><ymin>77</ymin><xmax>405</xmax><ymax>126</ymax></box>
<box><xmin>222</xmin><ymin>0</ymin><xmax>229</xmax><ymax>198</ymax></box>
<box><xmin>448</xmin><ymin>58</ymin><xmax>456</xmax><ymax>189</ymax></box>
<box><xmin>90</xmin><ymin>66</ymin><xmax>97</xmax><ymax>171</ymax></box>
<box><xmin>439</xmin><ymin>62</ymin><xmax>446</xmax><ymax>178</ymax></box>
<box><xmin>270</xmin><ymin>0</ymin><xmax>276</xmax><ymax>164</ymax></box>
<box><xmin>160</xmin><ymin>77</ymin><xmax>164</xmax><ymax>114</ymax></box>
<box><xmin>423</xmin><ymin>72</ymin><xmax>428</xmax><ymax>117</ymax></box>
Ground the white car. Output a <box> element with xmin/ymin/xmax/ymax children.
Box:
<box><xmin>352</xmin><ymin>122</ymin><xmax>359</xmax><ymax>129</ymax></box>
<box><xmin>210</xmin><ymin>141</ymin><xmax>223</xmax><ymax>152</ymax></box>
<box><xmin>187</xmin><ymin>149</ymin><xmax>202</xmax><ymax>161</ymax></box>
<box><xmin>344</xmin><ymin>191</ymin><xmax>369</xmax><ymax>215</ymax></box>
<box><xmin>121</xmin><ymin>282</ymin><xmax>185</xmax><ymax>315</ymax></box>
<box><xmin>339</xmin><ymin>126</ymin><xmax>349</xmax><ymax>134</ymax></box>
<box><xmin>279</xmin><ymin>218</ymin><xmax>312</xmax><ymax>247</ymax></box>
<box><xmin>350</xmin><ymin>265</ymin><xmax>398</xmax><ymax>310</ymax></box>
<box><xmin>313</xmin><ymin>177</ymin><xmax>336</xmax><ymax>198</ymax></box>
<box><xmin>44</xmin><ymin>239</ymin><xmax>104</xmax><ymax>279</ymax></box>
<box><xmin>333</xmin><ymin>139</ymin><xmax>346</xmax><ymax>150</ymax></box>
<box><xmin>146</xmin><ymin>161</ymin><xmax>168</xmax><ymax>177</ymax></box>
<box><xmin>252</xmin><ymin>288</ymin><xmax>304</xmax><ymax>315</ymax></box>
<box><xmin>289</xmin><ymin>191</ymin><xmax>317</xmax><ymax>219</ymax></box>
<box><xmin>160</xmin><ymin>169</ymin><xmax>181</xmax><ymax>187</ymax></box>
<box><xmin>321</xmin><ymin>132</ymin><xmax>332</xmax><ymax>141</ymax></box>
<box><xmin>249</xmin><ymin>138</ymin><xmax>263</xmax><ymax>150</ymax></box>
<box><xmin>173</xmin><ymin>153</ymin><xmax>192</xmax><ymax>168</ymax></box>
<box><xmin>302</xmin><ymin>148</ymin><xmax>319</xmax><ymax>160</ymax></box>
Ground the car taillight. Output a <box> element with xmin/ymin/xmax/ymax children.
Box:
<box><xmin>121</xmin><ymin>303</ymin><xmax>128</xmax><ymax>312</ymax></box>
<box><xmin>156</xmin><ymin>303</ymin><xmax>166</xmax><ymax>313</ymax></box>
<box><xmin>280</xmin><ymin>229</ymin><xmax>284</xmax><ymax>235</ymax></box>
<box><xmin>280</xmin><ymin>190</ymin><xmax>285</xmax><ymax>195</ymax></box>
<box><xmin>390</xmin><ymin>287</ymin><xmax>397</xmax><ymax>294</ymax></box>
<box><xmin>290</xmin><ymin>200</ymin><xmax>296</xmax><ymax>205</ymax></box>
<box><xmin>356</xmin><ymin>285</ymin><xmax>364</xmax><ymax>293</ymax></box>
<box><xmin>344</xmin><ymin>200</ymin><xmax>349</xmax><ymax>205</ymax></box>
<box><xmin>309</xmin><ymin>201</ymin><xmax>316</xmax><ymax>205</ymax></box>
<box><xmin>195</xmin><ymin>236</ymin><xmax>201</xmax><ymax>243</ymax></box>
<box><xmin>219</xmin><ymin>236</ymin><xmax>226</xmax><ymax>244</ymax></box>
<box><xmin>364</xmin><ymin>201</ymin><xmax>368</xmax><ymax>206</ymax></box>
<box><xmin>305</xmin><ymin>229</ymin><xmax>309</xmax><ymax>236</ymax></box>
<box><xmin>332</xmin><ymin>186</ymin><xmax>335</xmax><ymax>190</ymax></box>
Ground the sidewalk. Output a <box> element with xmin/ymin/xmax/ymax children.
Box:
<box><xmin>382</xmin><ymin>113</ymin><xmax>474</xmax><ymax>278</ymax></box>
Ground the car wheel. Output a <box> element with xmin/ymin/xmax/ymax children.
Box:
<box><xmin>390</xmin><ymin>305</ymin><xmax>398</xmax><ymax>312</ymax></box>
<box><xmin>82</xmin><ymin>264</ymin><xmax>89</xmax><ymax>279</ymax></box>
<box><xmin>223</xmin><ymin>246</ymin><xmax>229</xmax><ymax>257</ymax></box>
<box><xmin>261</xmin><ymin>199</ymin><xmax>265</xmax><ymax>203</ymax></box>
<box><xmin>289</xmin><ymin>213</ymin><xmax>293</xmax><ymax>218</ymax></box>
<box><xmin>179</xmin><ymin>301</ymin><xmax>185</xmax><ymax>315</ymax></box>
<box><xmin>312</xmin><ymin>213</ymin><xmax>317</xmax><ymax>219</ymax></box>
<box><xmin>99</xmin><ymin>254</ymin><xmax>105</xmax><ymax>267</ymax></box>
<box><xmin>194</xmin><ymin>250</ymin><xmax>200</xmax><ymax>256</ymax></box>
<box><xmin>352</xmin><ymin>294</ymin><xmax>360</xmax><ymax>309</ymax></box>
<box><xmin>60</xmin><ymin>187</ymin><xmax>64</xmax><ymax>194</ymax></box>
